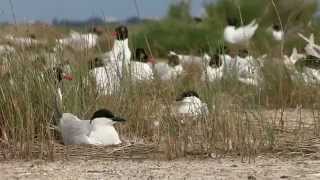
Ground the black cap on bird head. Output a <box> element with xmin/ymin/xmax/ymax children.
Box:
<box><xmin>90</xmin><ymin>109</ymin><xmax>126</xmax><ymax>123</ymax></box>
<box><xmin>176</xmin><ymin>90</ymin><xmax>200</xmax><ymax>101</ymax></box>
<box><xmin>114</xmin><ymin>25</ymin><xmax>128</xmax><ymax>40</ymax></box>
<box><xmin>53</xmin><ymin>66</ymin><xmax>73</xmax><ymax>82</ymax></box>
<box><xmin>209</xmin><ymin>54</ymin><xmax>222</xmax><ymax>68</ymax></box>
<box><xmin>238</xmin><ymin>49</ymin><xmax>249</xmax><ymax>58</ymax></box>
<box><xmin>273</xmin><ymin>24</ymin><xmax>281</xmax><ymax>31</ymax></box>
<box><xmin>135</xmin><ymin>48</ymin><xmax>148</xmax><ymax>62</ymax></box>
<box><xmin>227</xmin><ymin>17</ymin><xmax>240</xmax><ymax>27</ymax></box>
<box><xmin>168</xmin><ymin>54</ymin><xmax>180</xmax><ymax>67</ymax></box>
<box><xmin>89</xmin><ymin>57</ymin><xmax>104</xmax><ymax>69</ymax></box>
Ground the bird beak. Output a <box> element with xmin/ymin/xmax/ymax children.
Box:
<box><xmin>63</xmin><ymin>74</ymin><xmax>73</xmax><ymax>81</ymax></box>
<box><xmin>111</xmin><ymin>117</ymin><xmax>126</xmax><ymax>122</ymax></box>
<box><xmin>111</xmin><ymin>31</ymin><xmax>117</xmax><ymax>38</ymax></box>
<box><xmin>148</xmin><ymin>57</ymin><xmax>156</xmax><ymax>65</ymax></box>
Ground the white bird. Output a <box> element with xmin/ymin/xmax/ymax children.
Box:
<box><xmin>129</xmin><ymin>48</ymin><xmax>154</xmax><ymax>82</ymax></box>
<box><xmin>90</xmin><ymin>62</ymin><xmax>123</xmax><ymax>96</ymax></box>
<box><xmin>0</xmin><ymin>45</ymin><xmax>16</xmax><ymax>69</ymax></box>
<box><xmin>302</xmin><ymin>68</ymin><xmax>320</xmax><ymax>84</ymax></box>
<box><xmin>235</xmin><ymin>49</ymin><xmax>262</xmax><ymax>86</ymax></box>
<box><xmin>154</xmin><ymin>53</ymin><xmax>184</xmax><ymax>81</ymax></box>
<box><xmin>271</xmin><ymin>24</ymin><xmax>284</xmax><ymax>41</ymax></box>
<box><xmin>5</xmin><ymin>34</ymin><xmax>39</xmax><ymax>47</ymax></box>
<box><xmin>201</xmin><ymin>54</ymin><xmax>227</xmax><ymax>82</ymax></box>
<box><xmin>58</xmin><ymin>109</ymin><xmax>126</xmax><ymax>145</ymax></box>
<box><xmin>168</xmin><ymin>51</ymin><xmax>211</xmax><ymax>67</ymax></box>
<box><xmin>54</xmin><ymin>66</ymin><xmax>73</xmax><ymax>101</ymax></box>
<box><xmin>90</xmin><ymin>26</ymin><xmax>132</xmax><ymax>95</ymax></box>
<box><xmin>201</xmin><ymin>46</ymin><xmax>234</xmax><ymax>82</ymax></box>
<box><xmin>101</xmin><ymin>26</ymin><xmax>131</xmax><ymax>66</ymax></box>
<box><xmin>224</xmin><ymin>18</ymin><xmax>259</xmax><ymax>44</ymax></box>
<box><xmin>298</xmin><ymin>33</ymin><xmax>320</xmax><ymax>59</ymax></box>
<box><xmin>0</xmin><ymin>45</ymin><xmax>15</xmax><ymax>56</ymax></box>
<box><xmin>283</xmin><ymin>48</ymin><xmax>320</xmax><ymax>84</ymax></box>
<box><xmin>175</xmin><ymin>91</ymin><xmax>209</xmax><ymax>118</ymax></box>
<box><xmin>56</xmin><ymin>30</ymin><xmax>98</xmax><ymax>50</ymax></box>
<box><xmin>283</xmin><ymin>48</ymin><xmax>306</xmax><ymax>67</ymax></box>
<box><xmin>154</xmin><ymin>63</ymin><xmax>184</xmax><ymax>81</ymax></box>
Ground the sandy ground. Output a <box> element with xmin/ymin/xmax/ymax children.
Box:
<box><xmin>1</xmin><ymin>156</ymin><xmax>320</xmax><ymax>180</ymax></box>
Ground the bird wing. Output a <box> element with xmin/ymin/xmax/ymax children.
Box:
<box><xmin>154</xmin><ymin>63</ymin><xmax>170</xmax><ymax>77</ymax></box>
<box><xmin>70</xmin><ymin>30</ymin><xmax>81</xmax><ymax>38</ymax></box>
<box><xmin>88</xmin><ymin>126</ymin><xmax>121</xmax><ymax>145</ymax></box>
<box><xmin>235</xmin><ymin>22</ymin><xmax>258</xmax><ymax>42</ymax></box>
<box><xmin>59</xmin><ymin>113</ymin><xmax>92</xmax><ymax>144</ymax></box>
<box><xmin>130</xmin><ymin>62</ymin><xmax>154</xmax><ymax>81</ymax></box>
<box><xmin>298</xmin><ymin>33</ymin><xmax>313</xmax><ymax>44</ymax></box>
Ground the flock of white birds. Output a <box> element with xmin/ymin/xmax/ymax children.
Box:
<box><xmin>0</xmin><ymin>17</ymin><xmax>320</xmax><ymax>146</ymax></box>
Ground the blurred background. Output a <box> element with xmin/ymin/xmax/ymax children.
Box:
<box><xmin>0</xmin><ymin>0</ymin><xmax>319</xmax><ymax>57</ymax></box>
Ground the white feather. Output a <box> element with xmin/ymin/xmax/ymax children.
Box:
<box><xmin>176</xmin><ymin>96</ymin><xmax>208</xmax><ymax>117</ymax></box>
<box><xmin>59</xmin><ymin>114</ymin><xmax>122</xmax><ymax>145</ymax></box>
<box><xmin>298</xmin><ymin>33</ymin><xmax>320</xmax><ymax>58</ymax></box>
<box><xmin>272</xmin><ymin>30</ymin><xmax>284</xmax><ymax>41</ymax></box>
<box><xmin>201</xmin><ymin>54</ymin><xmax>234</xmax><ymax>82</ymax></box>
<box><xmin>0</xmin><ymin>45</ymin><xmax>15</xmax><ymax>55</ymax></box>
<box><xmin>224</xmin><ymin>20</ymin><xmax>258</xmax><ymax>44</ymax></box>
<box><xmin>130</xmin><ymin>62</ymin><xmax>154</xmax><ymax>82</ymax></box>
<box><xmin>154</xmin><ymin>62</ymin><xmax>184</xmax><ymax>81</ymax></box>
<box><xmin>235</xmin><ymin>55</ymin><xmax>262</xmax><ymax>86</ymax></box>
<box><xmin>101</xmin><ymin>39</ymin><xmax>131</xmax><ymax>66</ymax></box>
<box><xmin>168</xmin><ymin>51</ymin><xmax>210</xmax><ymax>66</ymax></box>
<box><xmin>90</xmin><ymin>64</ymin><xmax>122</xmax><ymax>95</ymax></box>
<box><xmin>57</xmin><ymin>31</ymin><xmax>98</xmax><ymax>50</ymax></box>
<box><xmin>5</xmin><ymin>35</ymin><xmax>39</xmax><ymax>47</ymax></box>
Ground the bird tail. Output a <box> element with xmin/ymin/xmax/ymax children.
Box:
<box><xmin>247</xmin><ymin>19</ymin><xmax>258</xmax><ymax>29</ymax></box>
<box><xmin>298</xmin><ymin>33</ymin><xmax>313</xmax><ymax>44</ymax></box>
<box><xmin>168</xmin><ymin>51</ymin><xmax>177</xmax><ymax>56</ymax></box>
<box><xmin>249</xmin><ymin>19</ymin><xmax>257</xmax><ymax>26</ymax></box>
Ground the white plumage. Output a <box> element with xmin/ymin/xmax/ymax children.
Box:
<box><xmin>298</xmin><ymin>33</ymin><xmax>320</xmax><ymax>59</ymax></box>
<box><xmin>101</xmin><ymin>26</ymin><xmax>131</xmax><ymax>66</ymax></box>
<box><xmin>57</xmin><ymin>31</ymin><xmax>98</xmax><ymax>50</ymax></box>
<box><xmin>175</xmin><ymin>91</ymin><xmax>209</xmax><ymax>118</ymax></box>
<box><xmin>0</xmin><ymin>45</ymin><xmax>15</xmax><ymax>55</ymax></box>
<box><xmin>272</xmin><ymin>29</ymin><xmax>284</xmax><ymax>41</ymax></box>
<box><xmin>130</xmin><ymin>61</ymin><xmax>154</xmax><ymax>82</ymax></box>
<box><xmin>5</xmin><ymin>34</ymin><xmax>39</xmax><ymax>47</ymax></box>
<box><xmin>101</xmin><ymin>39</ymin><xmax>131</xmax><ymax>66</ymax></box>
<box><xmin>283</xmin><ymin>48</ymin><xmax>306</xmax><ymax>67</ymax></box>
<box><xmin>302</xmin><ymin>68</ymin><xmax>320</xmax><ymax>84</ymax></box>
<box><xmin>128</xmin><ymin>48</ymin><xmax>154</xmax><ymax>82</ymax></box>
<box><xmin>90</xmin><ymin>26</ymin><xmax>131</xmax><ymax>94</ymax></box>
<box><xmin>235</xmin><ymin>53</ymin><xmax>262</xmax><ymax>86</ymax></box>
<box><xmin>154</xmin><ymin>62</ymin><xmax>184</xmax><ymax>81</ymax></box>
<box><xmin>168</xmin><ymin>51</ymin><xmax>211</xmax><ymax>67</ymax></box>
<box><xmin>224</xmin><ymin>19</ymin><xmax>259</xmax><ymax>44</ymax></box>
<box><xmin>58</xmin><ymin>113</ymin><xmax>122</xmax><ymax>145</ymax></box>
<box><xmin>269</xmin><ymin>24</ymin><xmax>284</xmax><ymax>41</ymax></box>
<box><xmin>90</xmin><ymin>63</ymin><xmax>123</xmax><ymax>95</ymax></box>
<box><xmin>201</xmin><ymin>54</ymin><xmax>233</xmax><ymax>82</ymax></box>
<box><xmin>283</xmin><ymin>47</ymin><xmax>320</xmax><ymax>84</ymax></box>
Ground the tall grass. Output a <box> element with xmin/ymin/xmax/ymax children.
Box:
<box><xmin>0</xmin><ymin>0</ymin><xmax>320</xmax><ymax>160</ymax></box>
<box><xmin>1</xmin><ymin>37</ymin><xmax>319</xmax><ymax>160</ymax></box>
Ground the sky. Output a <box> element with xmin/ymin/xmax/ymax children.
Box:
<box><xmin>0</xmin><ymin>0</ymin><xmax>209</xmax><ymax>23</ymax></box>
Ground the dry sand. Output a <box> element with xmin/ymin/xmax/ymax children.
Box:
<box><xmin>1</xmin><ymin>156</ymin><xmax>320</xmax><ymax>180</ymax></box>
